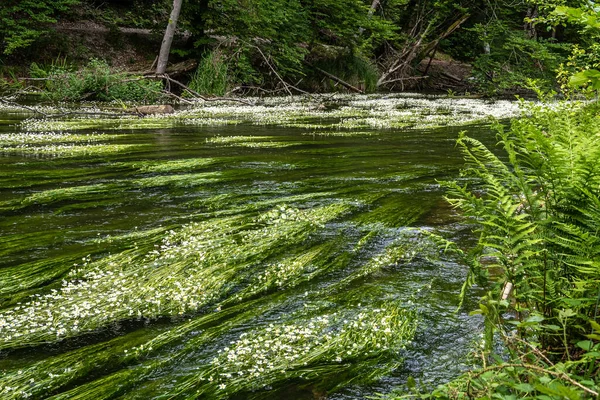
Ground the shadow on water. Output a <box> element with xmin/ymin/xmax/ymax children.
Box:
<box><xmin>0</xmin><ymin>110</ymin><xmax>495</xmax><ymax>399</ymax></box>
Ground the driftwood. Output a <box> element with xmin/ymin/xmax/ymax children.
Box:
<box><xmin>131</xmin><ymin>59</ymin><xmax>197</xmax><ymax>77</ymax></box>
<box><xmin>440</xmin><ymin>71</ymin><xmax>463</xmax><ymax>82</ymax></box>
<box><xmin>306</xmin><ymin>62</ymin><xmax>364</xmax><ymax>94</ymax></box>
<box><xmin>377</xmin><ymin>21</ymin><xmax>433</xmax><ymax>87</ymax></box>
<box><xmin>134</xmin><ymin>105</ymin><xmax>175</xmax><ymax>115</ymax></box>
<box><xmin>377</xmin><ymin>13</ymin><xmax>470</xmax><ymax>89</ymax></box>
<box><xmin>0</xmin><ymin>98</ymin><xmax>48</xmax><ymax>117</ymax></box>
<box><xmin>144</xmin><ymin>74</ymin><xmax>255</xmax><ymax>105</ymax></box>
<box><xmin>0</xmin><ymin>98</ymin><xmax>139</xmax><ymax>119</ymax></box>
<box><xmin>156</xmin><ymin>59</ymin><xmax>197</xmax><ymax>77</ymax></box>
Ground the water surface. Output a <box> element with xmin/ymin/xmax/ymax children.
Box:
<box><xmin>0</xmin><ymin>98</ymin><xmax>495</xmax><ymax>399</ymax></box>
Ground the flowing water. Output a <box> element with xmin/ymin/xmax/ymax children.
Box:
<box><xmin>0</xmin><ymin>95</ymin><xmax>514</xmax><ymax>399</ymax></box>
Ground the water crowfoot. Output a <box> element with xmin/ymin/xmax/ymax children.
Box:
<box><xmin>175</xmin><ymin>303</ymin><xmax>417</xmax><ymax>398</ymax></box>
<box><xmin>0</xmin><ymin>204</ymin><xmax>351</xmax><ymax>350</ymax></box>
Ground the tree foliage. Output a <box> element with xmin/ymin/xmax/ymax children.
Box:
<box><xmin>0</xmin><ymin>0</ymin><xmax>79</xmax><ymax>55</ymax></box>
<box><xmin>1</xmin><ymin>0</ymin><xmax>599</xmax><ymax>95</ymax></box>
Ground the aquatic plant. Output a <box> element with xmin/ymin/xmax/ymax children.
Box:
<box><xmin>0</xmin><ymin>203</ymin><xmax>352</xmax><ymax>350</ymax></box>
<box><xmin>206</xmin><ymin>135</ymin><xmax>301</xmax><ymax>148</ymax></box>
<box><xmin>0</xmin><ymin>93</ymin><xmax>489</xmax><ymax>399</ymax></box>
<box><xmin>179</xmin><ymin>303</ymin><xmax>417</xmax><ymax>398</ymax></box>
<box><xmin>14</xmin><ymin>93</ymin><xmax>522</xmax><ymax>134</ymax></box>
<box><xmin>0</xmin><ymin>131</ymin><xmax>121</xmax><ymax>146</ymax></box>
<box><xmin>0</xmin><ymin>143</ymin><xmax>147</xmax><ymax>158</ymax></box>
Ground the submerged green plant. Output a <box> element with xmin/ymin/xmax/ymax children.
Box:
<box><xmin>180</xmin><ymin>303</ymin><xmax>417</xmax><ymax>398</ymax></box>
<box><xmin>0</xmin><ymin>203</ymin><xmax>353</xmax><ymax>349</ymax></box>
<box><xmin>0</xmin><ymin>95</ymin><xmax>488</xmax><ymax>399</ymax></box>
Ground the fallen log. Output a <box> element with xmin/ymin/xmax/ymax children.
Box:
<box><xmin>133</xmin><ymin>105</ymin><xmax>175</xmax><ymax>115</ymax></box>
<box><xmin>131</xmin><ymin>59</ymin><xmax>198</xmax><ymax>77</ymax></box>
<box><xmin>306</xmin><ymin>62</ymin><xmax>364</xmax><ymax>94</ymax></box>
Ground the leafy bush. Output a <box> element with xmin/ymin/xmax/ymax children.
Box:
<box><xmin>37</xmin><ymin>58</ymin><xmax>164</xmax><ymax>102</ymax></box>
<box><xmin>471</xmin><ymin>28</ymin><xmax>569</xmax><ymax>95</ymax></box>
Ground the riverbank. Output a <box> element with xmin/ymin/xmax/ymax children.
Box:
<box><xmin>0</xmin><ymin>17</ymin><xmax>477</xmax><ymax>99</ymax></box>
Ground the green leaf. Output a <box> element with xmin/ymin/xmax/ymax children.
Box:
<box><xmin>570</xmin><ymin>69</ymin><xmax>600</xmax><ymax>88</ymax></box>
<box><xmin>585</xmin><ymin>333</ymin><xmax>600</xmax><ymax>340</ymax></box>
<box><xmin>526</xmin><ymin>314</ymin><xmax>545</xmax><ymax>323</ymax></box>
<box><xmin>576</xmin><ymin>340</ymin><xmax>593</xmax><ymax>351</ymax></box>
<box><xmin>513</xmin><ymin>383</ymin><xmax>534</xmax><ymax>393</ymax></box>
<box><xmin>544</xmin><ymin>324</ymin><xmax>561</xmax><ymax>331</ymax></box>
<box><xmin>570</xmin><ymin>71</ymin><xmax>591</xmax><ymax>87</ymax></box>
<box><xmin>559</xmin><ymin>309</ymin><xmax>576</xmax><ymax>319</ymax></box>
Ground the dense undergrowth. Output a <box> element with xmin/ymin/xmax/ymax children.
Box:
<box><xmin>389</xmin><ymin>101</ymin><xmax>600</xmax><ymax>398</ymax></box>
<box><xmin>3</xmin><ymin>0</ymin><xmax>600</xmax><ymax>96</ymax></box>
<box><xmin>29</xmin><ymin>58</ymin><xmax>164</xmax><ymax>102</ymax></box>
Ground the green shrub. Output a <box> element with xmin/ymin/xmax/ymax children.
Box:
<box><xmin>309</xmin><ymin>52</ymin><xmax>379</xmax><ymax>93</ymax></box>
<box><xmin>473</xmin><ymin>33</ymin><xmax>569</xmax><ymax>95</ymax></box>
<box><xmin>0</xmin><ymin>0</ymin><xmax>79</xmax><ymax>55</ymax></box>
<box><xmin>187</xmin><ymin>50</ymin><xmax>229</xmax><ymax>96</ymax></box>
<box><xmin>38</xmin><ymin>58</ymin><xmax>163</xmax><ymax>102</ymax></box>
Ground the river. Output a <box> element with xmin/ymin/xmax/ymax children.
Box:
<box><xmin>0</xmin><ymin>94</ymin><xmax>518</xmax><ymax>399</ymax></box>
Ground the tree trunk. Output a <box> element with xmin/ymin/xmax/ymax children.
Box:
<box><xmin>524</xmin><ymin>6</ymin><xmax>538</xmax><ymax>39</ymax></box>
<box><xmin>156</xmin><ymin>0</ymin><xmax>184</xmax><ymax>75</ymax></box>
<box><xmin>368</xmin><ymin>0</ymin><xmax>380</xmax><ymax>16</ymax></box>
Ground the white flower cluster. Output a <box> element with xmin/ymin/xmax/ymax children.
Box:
<box><xmin>0</xmin><ymin>220</ymin><xmax>227</xmax><ymax>348</ymax></box>
<box><xmin>0</xmin><ymin>257</ymin><xmax>211</xmax><ymax>349</ymax></box>
<box><xmin>176</xmin><ymin>93</ymin><xmax>522</xmax><ymax>130</ymax></box>
<box><xmin>250</xmin><ymin>259</ymin><xmax>305</xmax><ymax>291</ymax></box>
<box><xmin>9</xmin><ymin>93</ymin><xmax>524</xmax><ymax>141</ymax></box>
<box><xmin>204</xmin><ymin>304</ymin><xmax>416</xmax><ymax>390</ymax></box>
<box><xmin>256</xmin><ymin>204</ymin><xmax>315</xmax><ymax>226</ymax></box>
<box><xmin>0</xmin><ymin>131</ymin><xmax>116</xmax><ymax>146</ymax></box>
<box><xmin>0</xmin><ymin>143</ymin><xmax>142</xmax><ymax>157</ymax></box>
<box><xmin>181</xmin><ymin>118</ymin><xmax>241</xmax><ymax>126</ymax></box>
<box><xmin>206</xmin><ymin>135</ymin><xmax>296</xmax><ymax>148</ymax></box>
<box><xmin>0</xmin><ymin>205</ymin><xmax>348</xmax><ymax>349</ymax></box>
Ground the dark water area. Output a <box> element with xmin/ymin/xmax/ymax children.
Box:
<box><xmin>0</xmin><ymin>108</ymin><xmax>494</xmax><ymax>399</ymax></box>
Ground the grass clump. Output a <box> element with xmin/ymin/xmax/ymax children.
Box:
<box><xmin>188</xmin><ymin>50</ymin><xmax>229</xmax><ymax>96</ymax></box>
